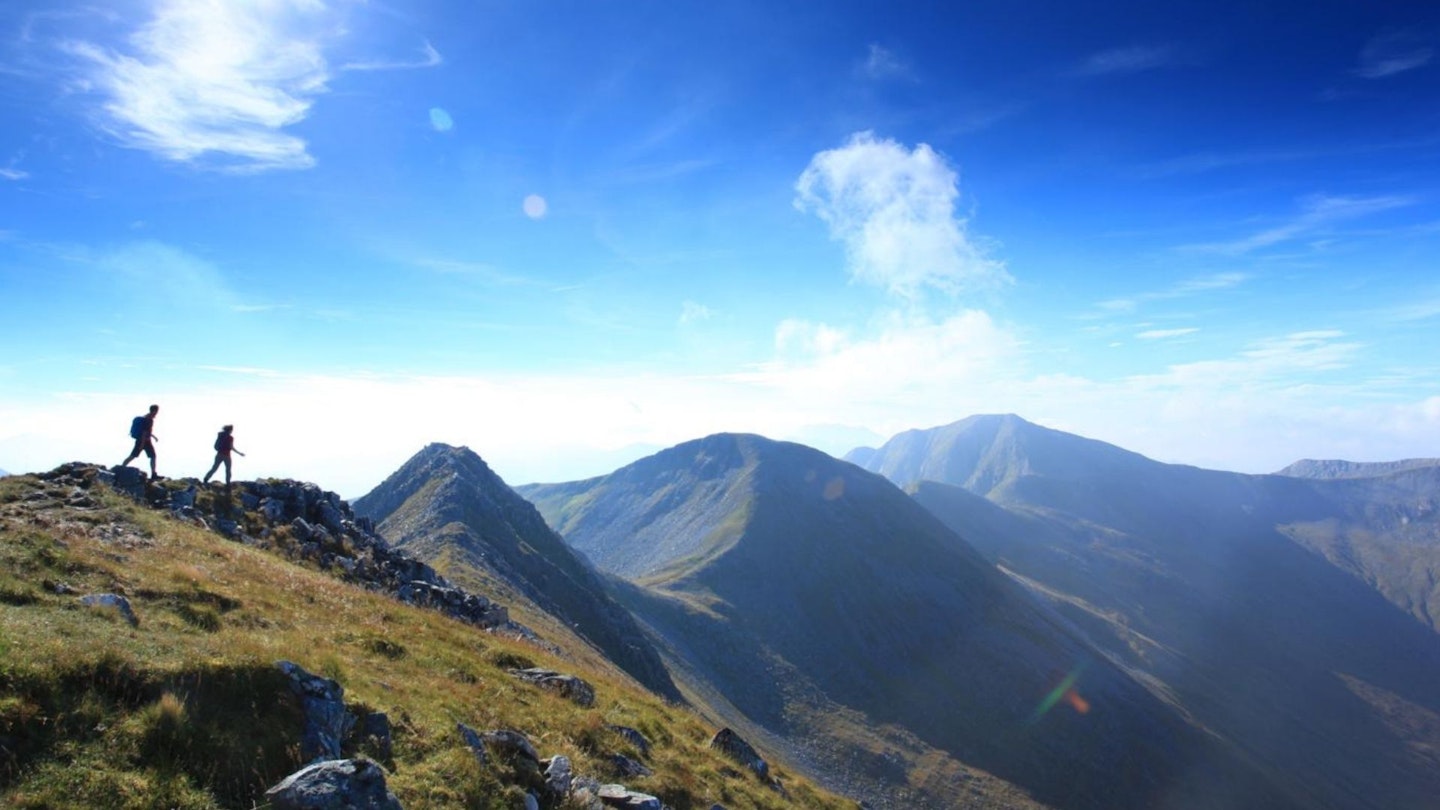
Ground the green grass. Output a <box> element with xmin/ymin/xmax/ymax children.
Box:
<box><xmin>0</xmin><ymin>473</ymin><xmax>854</xmax><ymax>809</ymax></box>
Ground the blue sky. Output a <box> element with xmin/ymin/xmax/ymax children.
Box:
<box><xmin>2</xmin><ymin>0</ymin><xmax>1438</xmax><ymax>495</ymax></box>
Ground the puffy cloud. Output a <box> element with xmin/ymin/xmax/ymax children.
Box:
<box><xmin>795</xmin><ymin>132</ymin><xmax>1010</xmax><ymax>300</ymax></box>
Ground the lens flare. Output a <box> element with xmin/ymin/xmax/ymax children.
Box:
<box><xmin>1030</xmin><ymin>666</ymin><xmax>1090</xmax><ymax>723</ymax></box>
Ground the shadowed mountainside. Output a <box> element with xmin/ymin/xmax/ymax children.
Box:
<box><xmin>353</xmin><ymin>443</ymin><xmax>681</xmax><ymax>701</ymax></box>
<box><xmin>850</xmin><ymin>414</ymin><xmax>1440</xmax><ymax>810</ymax></box>
<box><xmin>522</xmin><ymin>433</ymin><xmax>1297</xmax><ymax>810</ymax></box>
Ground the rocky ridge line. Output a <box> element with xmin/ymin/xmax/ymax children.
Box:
<box><xmin>41</xmin><ymin>462</ymin><xmax>546</xmax><ymax>646</ymax></box>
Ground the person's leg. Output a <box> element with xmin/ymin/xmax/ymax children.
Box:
<box><xmin>223</xmin><ymin>456</ymin><xmax>232</xmax><ymax>485</ymax></box>
<box><xmin>122</xmin><ymin>439</ymin><xmax>143</xmax><ymax>466</ymax></box>
<box><xmin>144</xmin><ymin>442</ymin><xmax>157</xmax><ymax>477</ymax></box>
<box><xmin>203</xmin><ymin>455</ymin><xmax>222</xmax><ymax>483</ymax></box>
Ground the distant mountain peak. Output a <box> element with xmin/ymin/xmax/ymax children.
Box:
<box><xmin>1275</xmin><ymin>458</ymin><xmax>1440</xmax><ymax>480</ymax></box>
<box><xmin>846</xmin><ymin>413</ymin><xmax>1150</xmax><ymax>496</ymax></box>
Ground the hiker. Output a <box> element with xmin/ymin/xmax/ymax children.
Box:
<box><xmin>203</xmin><ymin>424</ymin><xmax>246</xmax><ymax>486</ymax></box>
<box><xmin>121</xmin><ymin>404</ymin><xmax>160</xmax><ymax>478</ymax></box>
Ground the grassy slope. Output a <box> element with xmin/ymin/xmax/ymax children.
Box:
<box><xmin>0</xmin><ymin>473</ymin><xmax>854</xmax><ymax>810</ymax></box>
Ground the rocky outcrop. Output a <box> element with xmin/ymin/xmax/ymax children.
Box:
<box><xmin>709</xmin><ymin>728</ymin><xmax>768</xmax><ymax>781</ymax></box>
<box><xmin>278</xmin><ymin>660</ymin><xmax>355</xmax><ymax>762</ymax></box>
<box><xmin>78</xmin><ymin>593</ymin><xmax>139</xmax><ymax>627</ymax></box>
<box><xmin>264</xmin><ymin>758</ymin><xmax>402</xmax><ymax>810</ymax></box>
<box><xmin>39</xmin><ymin>463</ymin><xmax>539</xmax><ymax>643</ymax></box>
<box><xmin>454</xmin><ymin>726</ymin><xmax>668</xmax><ymax>810</ymax></box>
<box><xmin>509</xmin><ymin>668</ymin><xmax>596</xmax><ymax>707</ymax></box>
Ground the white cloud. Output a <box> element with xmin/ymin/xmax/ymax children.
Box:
<box><xmin>1072</xmin><ymin>45</ymin><xmax>1179</xmax><ymax>77</ymax></box>
<box><xmin>1</xmin><ymin>326</ymin><xmax>1434</xmax><ymax>494</ymax></box>
<box><xmin>1356</xmin><ymin>32</ymin><xmax>1434</xmax><ymax>79</ymax></box>
<box><xmin>795</xmin><ymin>132</ymin><xmax>1010</xmax><ymax>300</ymax></box>
<box><xmin>428</xmin><ymin>107</ymin><xmax>453</xmax><ymax>132</ymax></box>
<box><xmin>1137</xmin><ymin>327</ymin><xmax>1199</xmax><ymax>340</ymax></box>
<box><xmin>66</xmin><ymin>0</ymin><xmax>334</xmax><ymax>171</ymax></box>
<box><xmin>743</xmin><ymin>309</ymin><xmax>1023</xmax><ymax>400</ymax></box>
<box><xmin>0</xmin><ymin>168</ymin><xmax>27</xmax><ymax>180</ymax></box>
<box><xmin>522</xmin><ymin>193</ymin><xmax>548</xmax><ymax>219</ymax></box>
<box><xmin>342</xmin><ymin>40</ymin><xmax>441</xmax><ymax>72</ymax></box>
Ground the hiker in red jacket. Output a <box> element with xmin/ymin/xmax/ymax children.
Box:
<box><xmin>121</xmin><ymin>404</ymin><xmax>160</xmax><ymax>478</ymax></box>
<box><xmin>203</xmin><ymin>424</ymin><xmax>246</xmax><ymax>486</ymax></box>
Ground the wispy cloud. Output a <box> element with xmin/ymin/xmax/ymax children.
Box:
<box><xmin>795</xmin><ymin>131</ymin><xmax>1010</xmax><ymax>301</ymax></box>
<box><xmin>408</xmin><ymin>256</ymin><xmax>557</xmax><ymax>289</ymax></box>
<box><xmin>1071</xmin><ymin>44</ymin><xmax>1180</xmax><ymax>78</ymax></box>
<box><xmin>1188</xmin><ymin>194</ymin><xmax>1416</xmax><ymax>255</ymax></box>
<box><xmin>97</xmin><ymin>239</ymin><xmax>240</xmax><ymax>310</ymax></box>
<box><xmin>341</xmin><ymin>40</ymin><xmax>441</xmax><ymax>72</ymax></box>
<box><xmin>64</xmin><ymin>0</ymin><xmax>335</xmax><ymax>171</ymax></box>
<box><xmin>859</xmin><ymin>44</ymin><xmax>912</xmax><ymax>81</ymax></box>
<box><xmin>1137</xmin><ymin>327</ymin><xmax>1199</xmax><ymax>340</ymax></box>
<box><xmin>0</xmin><ymin>151</ymin><xmax>29</xmax><ymax>180</ymax></box>
<box><xmin>679</xmin><ymin>301</ymin><xmax>712</xmax><ymax>325</ymax></box>
<box><xmin>1098</xmin><ymin>272</ymin><xmax>1248</xmax><ymax>314</ymax></box>
<box><xmin>1356</xmin><ymin>31</ymin><xmax>1434</xmax><ymax>79</ymax></box>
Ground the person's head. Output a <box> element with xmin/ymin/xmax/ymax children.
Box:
<box><xmin>148</xmin><ymin>404</ymin><xmax>159</xmax><ymax>415</ymax></box>
<box><xmin>222</xmin><ymin>425</ymin><xmax>234</xmax><ymax>433</ymax></box>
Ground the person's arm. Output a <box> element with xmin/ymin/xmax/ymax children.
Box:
<box><xmin>234</xmin><ymin>448</ymin><xmax>246</xmax><ymax>457</ymax></box>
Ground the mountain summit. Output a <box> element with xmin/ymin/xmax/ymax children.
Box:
<box><xmin>353</xmin><ymin>443</ymin><xmax>679</xmax><ymax>700</ymax></box>
<box><xmin>523</xmin><ymin>432</ymin><xmax>1292</xmax><ymax>809</ymax></box>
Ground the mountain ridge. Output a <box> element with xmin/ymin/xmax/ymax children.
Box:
<box><xmin>524</xmin><ymin>431</ymin><xmax>1299</xmax><ymax>810</ymax></box>
<box><xmin>353</xmin><ymin>443</ymin><xmax>681</xmax><ymax>701</ymax></box>
<box><xmin>859</xmin><ymin>414</ymin><xmax>1440</xmax><ymax>810</ymax></box>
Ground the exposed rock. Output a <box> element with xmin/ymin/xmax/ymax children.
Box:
<box><xmin>355</xmin><ymin>711</ymin><xmax>392</xmax><ymax>761</ymax></box>
<box><xmin>596</xmin><ymin>784</ymin><xmax>661</xmax><ymax>809</ymax></box>
<box><xmin>478</xmin><ymin>729</ymin><xmax>540</xmax><ymax>765</ymax></box>
<box><xmin>292</xmin><ymin>517</ymin><xmax>316</xmax><ymax>541</ymax></box>
<box><xmin>108</xmin><ymin>466</ymin><xmax>148</xmax><ymax>501</ymax></box>
<box><xmin>169</xmin><ymin>484</ymin><xmax>196</xmax><ymax>512</ymax></box>
<box><xmin>277</xmin><ymin>660</ymin><xmax>355</xmax><ymax>762</ymax></box>
<box><xmin>509</xmin><ymin>668</ymin><xmax>595</xmax><ymax>707</ymax></box>
<box><xmin>543</xmin><ymin>755</ymin><xmax>573</xmax><ymax>797</ymax></box>
<box><xmin>457</xmin><ymin>723</ymin><xmax>488</xmax><ymax>765</ymax></box>
<box><xmin>709</xmin><ymin>728</ymin><xmax>769</xmax><ymax>781</ymax></box>
<box><xmin>79</xmin><ymin>593</ymin><xmax>139</xmax><ymax>627</ymax></box>
<box><xmin>523</xmin><ymin>792</ymin><xmax>539</xmax><ymax>810</ymax></box>
<box><xmin>264</xmin><ymin>758</ymin><xmax>402</xmax><ymax>810</ymax></box>
<box><xmin>607</xmin><ymin>725</ymin><xmax>651</xmax><ymax>758</ymax></box>
<box><xmin>609</xmin><ymin>753</ymin><xmax>652</xmax><ymax>778</ymax></box>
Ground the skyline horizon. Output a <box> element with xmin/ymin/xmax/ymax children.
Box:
<box><xmin>3</xmin><ymin>1</ymin><xmax>1437</xmax><ymax>495</ymax></box>
<box><xmin>2</xmin><ymin>408</ymin><xmax>1436</xmax><ymax>500</ymax></box>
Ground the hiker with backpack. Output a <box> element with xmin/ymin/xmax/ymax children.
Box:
<box><xmin>203</xmin><ymin>424</ymin><xmax>245</xmax><ymax>486</ymax></box>
<box><xmin>121</xmin><ymin>404</ymin><xmax>161</xmax><ymax>478</ymax></box>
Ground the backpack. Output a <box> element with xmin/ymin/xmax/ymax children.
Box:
<box><xmin>129</xmin><ymin>416</ymin><xmax>146</xmax><ymax>439</ymax></box>
<box><xmin>214</xmin><ymin>432</ymin><xmax>226</xmax><ymax>452</ymax></box>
